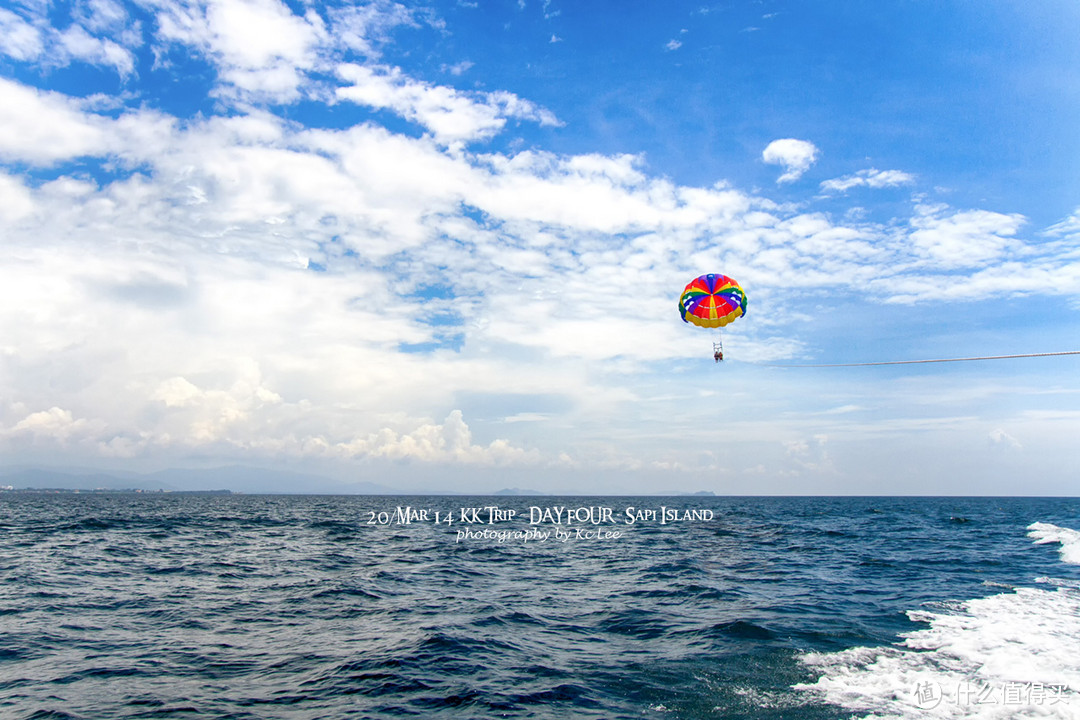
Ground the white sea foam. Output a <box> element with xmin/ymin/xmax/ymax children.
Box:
<box><xmin>1027</xmin><ymin>522</ymin><xmax>1080</xmax><ymax>565</ymax></box>
<box><xmin>795</xmin><ymin>524</ymin><xmax>1080</xmax><ymax>719</ymax></box>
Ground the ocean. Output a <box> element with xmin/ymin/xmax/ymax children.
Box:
<box><xmin>1</xmin><ymin>494</ymin><xmax>1078</xmax><ymax>719</ymax></box>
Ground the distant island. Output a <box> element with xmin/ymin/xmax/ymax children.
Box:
<box><xmin>0</xmin><ymin>466</ymin><xmax>393</xmax><ymax>494</ymax></box>
<box><xmin>492</xmin><ymin>487</ymin><xmax>547</xmax><ymax>496</ymax></box>
<box><xmin>0</xmin><ymin>487</ymin><xmax>232</xmax><ymax>495</ymax></box>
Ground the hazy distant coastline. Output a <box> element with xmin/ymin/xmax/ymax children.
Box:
<box><xmin>1</xmin><ymin>467</ymin><xmax>719</xmax><ymax>497</ymax></box>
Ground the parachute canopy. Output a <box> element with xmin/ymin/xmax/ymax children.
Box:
<box><xmin>679</xmin><ymin>273</ymin><xmax>747</xmax><ymax>328</ymax></box>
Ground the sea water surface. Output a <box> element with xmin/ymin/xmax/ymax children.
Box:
<box><xmin>1</xmin><ymin>494</ymin><xmax>1078</xmax><ymax>719</ymax></box>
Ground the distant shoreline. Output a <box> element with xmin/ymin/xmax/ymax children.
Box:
<box><xmin>1</xmin><ymin>488</ymin><xmax>234</xmax><ymax>495</ymax></box>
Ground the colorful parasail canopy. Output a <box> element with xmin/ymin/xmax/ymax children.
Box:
<box><xmin>678</xmin><ymin>273</ymin><xmax>747</xmax><ymax>328</ymax></box>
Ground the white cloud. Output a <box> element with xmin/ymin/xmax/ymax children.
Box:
<box><xmin>77</xmin><ymin>0</ymin><xmax>133</xmax><ymax>34</ymax></box>
<box><xmin>821</xmin><ymin>168</ymin><xmax>915</xmax><ymax>193</ymax></box>
<box><xmin>335</xmin><ymin>410</ymin><xmax>541</xmax><ymax>464</ymax></box>
<box><xmin>877</xmin><ymin>257</ymin><xmax>1080</xmax><ymax>303</ymax></box>
<box><xmin>782</xmin><ymin>434</ymin><xmax>834</xmax><ymax>475</ymax></box>
<box><xmin>2</xmin><ymin>8</ymin><xmax>1080</xmax><ymax>487</ymax></box>
<box><xmin>442</xmin><ymin>60</ymin><xmax>474</xmax><ymax>76</ymax></box>
<box><xmin>155</xmin><ymin>0</ymin><xmax>326</xmax><ymax>102</ymax></box>
<box><xmin>0</xmin><ymin>3</ymin><xmax>140</xmax><ymax>76</ymax></box>
<box><xmin>169</xmin><ymin>0</ymin><xmax>321</xmax><ymax>68</ymax></box>
<box><xmin>1044</xmin><ymin>207</ymin><xmax>1080</xmax><ymax>239</ymax></box>
<box><xmin>0</xmin><ymin>172</ymin><xmax>35</xmax><ymax>222</ymax></box>
<box><xmin>762</xmin><ymin>138</ymin><xmax>819</xmax><ymax>183</ymax></box>
<box><xmin>9</xmin><ymin>407</ymin><xmax>92</xmax><ymax>442</ymax></box>
<box><xmin>988</xmin><ymin>428</ymin><xmax>1022</xmax><ymax>449</ymax></box>
<box><xmin>148</xmin><ymin>370</ymin><xmax>283</xmax><ymax>444</ymax></box>
<box><xmin>326</xmin><ymin>0</ymin><xmax>418</xmax><ymax>59</ymax></box>
<box><xmin>144</xmin><ymin>0</ymin><xmax>446</xmax><ymax>107</ymax></box>
<box><xmin>0</xmin><ymin>78</ymin><xmax>110</xmax><ymax>164</ymax></box>
<box><xmin>0</xmin><ymin>8</ymin><xmax>44</xmax><ymax>61</ymax></box>
<box><xmin>58</xmin><ymin>24</ymin><xmax>136</xmax><ymax>76</ymax></box>
<box><xmin>907</xmin><ymin>203</ymin><xmax>1025</xmax><ymax>268</ymax></box>
<box><xmin>0</xmin><ymin>77</ymin><xmax>177</xmax><ymax>168</ymax></box>
<box><xmin>336</xmin><ymin>63</ymin><xmax>560</xmax><ymax>145</ymax></box>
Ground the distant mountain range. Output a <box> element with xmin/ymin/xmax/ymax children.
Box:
<box><xmin>0</xmin><ymin>467</ymin><xmax>721</xmax><ymax>496</ymax></box>
<box><xmin>0</xmin><ymin>466</ymin><xmax>395</xmax><ymax>494</ymax></box>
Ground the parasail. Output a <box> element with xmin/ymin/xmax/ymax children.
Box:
<box><xmin>678</xmin><ymin>273</ymin><xmax>746</xmax><ymax>362</ymax></box>
<box><xmin>678</xmin><ymin>273</ymin><xmax>746</xmax><ymax>328</ymax></box>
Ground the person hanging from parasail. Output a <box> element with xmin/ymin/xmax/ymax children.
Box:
<box><xmin>678</xmin><ymin>273</ymin><xmax>747</xmax><ymax>362</ymax></box>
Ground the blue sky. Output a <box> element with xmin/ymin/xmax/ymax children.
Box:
<box><xmin>1</xmin><ymin>0</ymin><xmax>1078</xmax><ymax>494</ymax></box>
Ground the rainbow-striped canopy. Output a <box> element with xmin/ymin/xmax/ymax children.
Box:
<box><xmin>678</xmin><ymin>273</ymin><xmax>747</xmax><ymax>328</ymax></box>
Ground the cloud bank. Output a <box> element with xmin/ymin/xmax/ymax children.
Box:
<box><xmin>1</xmin><ymin>0</ymin><xmax>1078</xmax><ymax>492</ymax></box>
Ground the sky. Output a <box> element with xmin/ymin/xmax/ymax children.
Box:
<box><xmin>1</xmin><ymin>0</ymin><xmax>1079</xmax><ymax>495</ymax></box>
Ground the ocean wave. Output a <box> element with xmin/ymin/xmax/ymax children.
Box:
<box><xmin>1028</xmin><ymin>522</ymin><xmax>1080</xmax><ymax>565</ymax></box>
<box><xmin>795</xmin><ymin>525</ymin><xmax>1080</xmax><ymax>718</ymax></box>
<box><xmin>704</xmin><ymin>619</ymin><xmax>777</xmax><ymax>641</ymax></box>
<box><xmin>797</xmin><ymin>593</ymin><xmax>1080</xmax><ymax>717</ymax></box>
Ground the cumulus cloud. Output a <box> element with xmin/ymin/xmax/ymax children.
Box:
<box><xmin>336</xmin><ymin>410</ymin><xmax>542</xmax><ymax>464</ymax></box>
<box><xmin>988</xmin><ymin>428</ymin><xmax>1022</xmax><ymax>449</ymax></box>
<box><xmin>9</xmin><ymin>408</ymin><xmax>93</xmax><ymax>443</ymax></box>
<box><xmin>14</xmin><ymin>408</ymin><xmax>77</xmax><ymax>433</ymax></box>
<box><xmin>782</xmin><ymin>434</ymin><xmax>833</xmax><ymax>475</ymax></box>
<box><xmin>907</xmin><ymin>203</ymin><xmax>1025</xmax><ymax>268</ymax></box>
<box><xmin>146</xmin><ymin>0</ymin><xmax>467</xmax><ymax>107</ymax></box>
<box><xmin>154</xmin><ymin>0</ymin><xmax>326</xmax><ymax>102</ymax></box>
<box><xmin>762</xmin><ymin>138</ymin><xmax>819</xmax><ymax>183</ymax></box>
<box><xmin>0</xmin><ymin>172</ymin><xmax>35</xmax><ymax>222</ymax></box>
<box><xmin>0</xmin><ymin>78</ymin><xmax>111</xmax><ymax>164</ymax></box>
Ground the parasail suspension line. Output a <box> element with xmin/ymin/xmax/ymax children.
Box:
<box><xmin>758</xmin><ymin>350</ymin><xmax>1080</xmax><ymax>368</ymax></box>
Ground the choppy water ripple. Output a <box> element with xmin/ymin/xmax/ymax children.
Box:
<box><xmin>2</xmin><ymin>494</ymin><xmax>1079</xmax><ymax>719</ymax></box>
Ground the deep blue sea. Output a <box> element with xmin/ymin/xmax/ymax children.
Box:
<box><xmin>2</xmin><ymin>494</ymin><xmax>1078</xmax><ymax>719</ymax></box>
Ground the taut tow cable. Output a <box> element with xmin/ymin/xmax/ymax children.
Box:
<box><xmin>759</xmin><ymin>351</ymin><xmax>1080</xmax><ymax>368</ymax></box>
